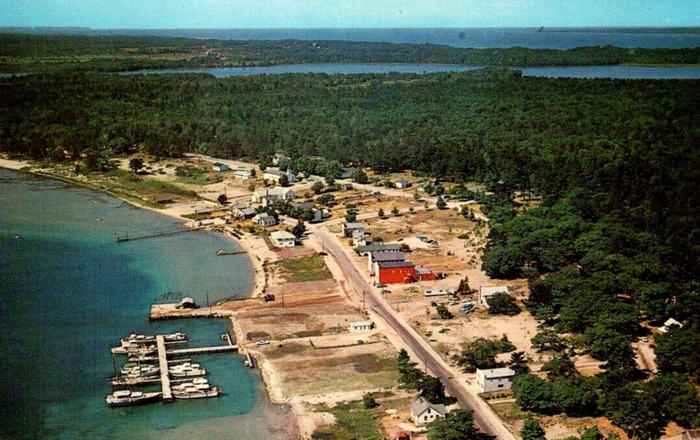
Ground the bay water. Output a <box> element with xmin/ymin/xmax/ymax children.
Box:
<box><xmin>0</xmin><ymin>169</ymin><xmax>290</xmax><ymax>440</ymax></box>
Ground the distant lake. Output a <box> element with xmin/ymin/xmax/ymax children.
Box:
<box><xmin>115</xmin><ymin>63</ymin><xmax>700</xmax><ymax>80</ymax></box>
<box><xmin>6</xmin><ymin>27</ymin><xmax>700</xmax><ymax>49</ymax></box>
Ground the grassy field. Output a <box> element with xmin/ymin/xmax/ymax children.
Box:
<box><xmin>274</xmin><ymin>255</ymin><xmax>333</xmax><ymax>283</ymax></box>
<box><xmin>312</xmin><ymin>401</ymin><xmax>383</xmax><ymax>440</ymax></box>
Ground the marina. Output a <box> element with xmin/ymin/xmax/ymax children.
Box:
<box><xmin>108</xmin><ymin>331</ymin><xmax>238</xmax><ymax>405</ymax></box>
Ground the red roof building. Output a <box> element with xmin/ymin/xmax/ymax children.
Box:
<box><xmin>395</xmin><ymin>430</ymin><xmax>411</xmax><ymax>440</ymax></box>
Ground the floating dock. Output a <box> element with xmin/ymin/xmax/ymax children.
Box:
<box><xmin>156</xmin><ymin>336</ymin><xmax>173</xmax><ymax>402</ymax></box>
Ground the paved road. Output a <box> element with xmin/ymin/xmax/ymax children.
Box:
<box><xmin>311</xmin><ymin>225</ymin><xmax>516</xmax><ymax>440</ymax></box>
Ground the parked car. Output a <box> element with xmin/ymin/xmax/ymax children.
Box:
<box><xmin>256</xmin><ymin>340</ymin><xmax>270</xmax><ymax>346</ymax></box>
<box><xmin>381</xmin><ymin>289</ymin><xmax>392</xmax><ymax>294</ymax></box>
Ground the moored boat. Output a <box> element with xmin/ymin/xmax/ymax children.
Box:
<box><xmin>105</xmin><ymin>390</ymin><xmax>161</xmax><ymax>407</ymax></box>
<box><xmin>172</xmin><ymin>385</ymin><xmax>221</xmax><ymax>400</ymax></box>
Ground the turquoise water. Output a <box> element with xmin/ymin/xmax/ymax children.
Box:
<box><xmin>0</xmin><ymin>169</ymin><xmax>289</xmax><ymax>440</ymax></box>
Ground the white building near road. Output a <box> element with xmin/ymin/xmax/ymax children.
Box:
<box><xmin>410</xmin><ymin>397</ymin><xmax>446</xmax><ymax>425</ymax></box>
<box><xmin>251</xmin><ymin>187</ymin><xmax>295</xmax><ymax>206</ymax></box>
<box><xmin>479</xmin><ymin>286</ymin><xmax>509</xmax><ymax>308</ymax></box>
<box><xmin>349</xmin><ymin>320</ymin><xmax>374</xmax><ymax>331</ymax></box>
<box><xmin>270</xmin><ymin>230</ymin><xmax>296</xmax><ymax>247</ymax></box>
<box><xmin>476</xmin><ymin>367</ymin><xmax>516</xmax><ymax>392</ymax></box>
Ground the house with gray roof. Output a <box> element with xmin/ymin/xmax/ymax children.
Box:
<box><xmin>410</xmin><ymin>397</ymin><xmax>446</xmax><ymax>425</ymax></box>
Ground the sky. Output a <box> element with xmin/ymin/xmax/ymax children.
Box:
<box><xmin>0</xmin><ymin>0</ymin><xmax>698</xmax><ymax>29</ymax></box>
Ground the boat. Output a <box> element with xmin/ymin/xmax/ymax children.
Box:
<box><xmin>105</xmin><ymin>390</ymin><xmax>161</xmax><ymax>407</ymax></box>
<box><xmin>111</xmin><ymin>344</ymin><xmax>158</xmax><ymax>355</ymax></box>
<box><xmin>111</xmin><ymin>332</ymin><xmax>188</xmax><ymax>354</ymax></box>
<box><xmin>169</xmin><ymin>362</ymin><xmax>206</xmax><ymax>378</ymax></box>
<box><xmin>120</xmin><ymin>332</ymin><xmax>187</xmax><ymax>346</ymax></box>
<box><xmin>120</xmin><ymin>363</ymin><xmax>159</xmax><ymax>376</ymax></box>
<box><xmin>172</xmin><ymin>385</ymin><xmax>222</xmax><ymax>400</ymax></box>
<box><xmin>172</xmin><ymin>377</ymin><xmax>211</xmax><ymax>391</ymax></box>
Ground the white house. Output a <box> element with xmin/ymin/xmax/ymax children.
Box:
<box><xmin>263</xmin><ymin>167</ymin><xmax>296</xmax><ymax>184</ymax></box>
<box><xmin>234</xmin><ymin>169</ymin><xmax>253</xmax><ymax>180</ymax></box>
<box><xmin>270</xmin><ymin>230</ymin><xmax>296</xmax><ymax>247</ymax></box>
<box><xmin>660</xmin><ymin>318</ymin><xmax>684</xmax><ymax>333</ymax></box>
<box><xmin>349</xmin><ymin>320</ymin><xmax>374</xmax><ymax>331</ymax></box>
<box><xmin>212</xmin><ymin>162</ymin><xmax>229</xmax><ymax>172</ymax></box>
<box><xmin>395</xmin><ymin>178</ymin><xmax>411</xmax><ymax>189</ymax></box>
<box><xmin>480</xmin><ymin>286</ymin><xmax>509</xmax><ymax>308</ymax></box>
<box><xmin>352</xmin><ymin>230</ymin><xmax>366</xmax><ymax>247</ymax></box>
<box><xmin>272</xmin><ymin>153</ymin><xmax>287</xmax><ymax>165</ymax></box>
<box><xmin>342</xmin><ymin>222</ymin><xmax>365</xmax><ymax>238</ymax></box>
<box><xmin>231</xmin><ymin>204</ymin><xmax>256</xmax><ymax>219</ymax></box>
<box><xmin>476</xmin><ymin>367</ymin><xmax>516</xmax><ymax>393</ymax></box>
<box><xmin>251</xmin><ymin>187</ymin><xmax>295</xmax><ymax>206</ymax></box>
<box><xmin>252</xmin><ymin>212</ymin><xmax>277</xmax><ymax>228</ymax></box>
<box><xmin>410</xmin><ymin>397</ymin><xmax>446</xmax><ymax>425</ymax></box>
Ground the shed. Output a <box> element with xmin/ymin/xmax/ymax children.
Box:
<box><xmin>342</xmin><ymin>222</ymin><xmax>365</xmax><ymax>238</ymax></box>
<box><xmin>395</xmin><ymin>178</ymin><xmax>411</xmax><ymax>189</ymax></box>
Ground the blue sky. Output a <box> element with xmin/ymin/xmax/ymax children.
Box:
<box><xmin>1</xmin><ymin>0</ymin><xmax>698</xmax><ymax>28</ymax></box>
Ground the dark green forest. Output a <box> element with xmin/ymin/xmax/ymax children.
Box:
<box><xmin>1</xmin><ymin>68</ymin><xmax>699</xmax><ymax>437</ymax></box>
<box><xmin>1</xmin><ymin>33</ymin><xmax>700</xmax><ymax>72</ymax></box>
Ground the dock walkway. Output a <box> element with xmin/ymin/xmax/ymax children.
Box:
<box><xmin>156</xmin><ymin>336</ymin><xmax>173</xmax><ymax>401</ymax></box>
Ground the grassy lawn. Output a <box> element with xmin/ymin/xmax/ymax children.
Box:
<box><xmin>312</xmin><ymin>401</ymin><xmax>383</xmax><ymax>440</ymax></box>
<box><xmin>275</xmin><ymin>255</ymin><xmax>333</xmax><ymax>283</ymax></box>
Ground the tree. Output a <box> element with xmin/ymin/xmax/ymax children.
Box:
<box><xmin>278</xmin><ymin>174</ymin><xmax>289</xmax><ymax>187</ymax></box>
<box><xmin>486</xmin><ymin>292</ymin><xmax>521</xmax><ymax>315</ymax></box>
<box><xmin>351</xmin><ymin>168</ymin><xmax>369</xmax><ymax>183</ymax></box>
<box><xmin>397</xmin><ymin>349</ymin><xmax>424</xmax><ymax>389</ymax></box>
<box><xmin>291</xmin><ymin>221</ymin><xmax>306</xmax><ymax>239</ymax></box>
<box><xmin>391</xmin><ymin>206</ymin><xmax>399</xmax><ymax>216</ymax></box>
<box><xmin>378</xmin><ymin>208</ymin><xmax>385</xmax><ymax>218</ymax></box>
<box><xmin>427</xmin><ymin>409</ymin><xmax>494</xmax><ymax>440</ymax></box>
<box><xmin>436</xmin><ymin>197</ymin><xmax>447</xmax><ymax>210</ymax></box>
<box><xmin>457</xmin><ymin>276</ymin><xmax>472</xmax><ymax>294</ymax></box>
<box><xmin>345</xmin><ymin>210</ymin><xmax>357</xmax><ymax>223</ymax></box>
<box><xmin>531</xmin><ymin>328</ymin><xmax>567</xmax><ymax>352</ymax></box>
<box><xmin>455</xmin><ymin>337</ymin><xmax>515</xmax><ymax>372</ymax></box>
<box><xmin>520</xmin><ymin>418</ymin><xmax>546</xmax><ymax>440</ymax></box>
<box><xmin>363</xmin><ymin>392</ymin><xmax>377</xmax><ymax>409</ymax></box>
<box><xmin>509</xmin><ymin>351</ymin><xmax>530</xmax><ymax>374</ymax></box>
<box><xmin>512</xmin><ymin>374</ymin><xmax>558</xmax><ymax>414</ymax></box>
<box><xmin>128</xmin><ymin>157</ymin><xmax>143</xmax><ymax>173</ymax></box>
<box><xmin>317</xmin><ymin>194</ymin><xmax>335</xmax><ymax>206</ymax></box>
<box><xmin>541</xmin><ymin>354</ymin><xmax>577</xmax><ymax>378</ymax></box>
<box><xmin>311</xmin><ymin>181</ymin><xmax>325</xmax><ymax>194</ymax></box>
<box><xmin>217</xmin><ymin>194</ymin><xmax>228</xmax><ymax>205</ymax></box>
<box><xmin>420</xmin><ymin>375</ymin><xmax>447</xmax><ymax>404</ymax></box>
<box><xmin>436</xmin><ymin>304</ymin><xmax>453</xmax><ymax>320</ymax></box>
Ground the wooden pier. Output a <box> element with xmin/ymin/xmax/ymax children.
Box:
<box><xmin>168</xmin><ymin>333</ymin><xmax>237</xmax><ymax>356</ymax></box>
<box><xmin>116</xmin><ymin>227</ymin><xmax>202</xmax><ymax>243</ymax></box>
<box><xmin>156</xmin><ymin>336</ymin><xmax>173</xmax><ymax>402</ymax></box>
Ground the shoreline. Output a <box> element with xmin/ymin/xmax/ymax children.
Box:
<box><xmin>0</xmin><ymin>158</ymin><xmax>301</xmax><ymax>438</ymax></box>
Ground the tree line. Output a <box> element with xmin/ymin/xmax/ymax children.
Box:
<box><xmin>2</xmin><ymin>33</ymin><xmax>700</xmax><ymax>73</ymax></box>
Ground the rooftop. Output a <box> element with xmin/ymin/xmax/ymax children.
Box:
<box><xmin>377</xmin><ymin>261</ymin><xmax>414</xmax><ymax>269</ymax></box>
<box><xmin>481</xmin><ymin>286</ymin><xmax>509</xmax><ymax>296</ymax></box>
<box><xmin>477</xmin><ymin>367</ymin><xmax>516</xmax><ymax>378</ymax></box>
<box><xmin>356</xmin><ymin>243</ymin><xmax>401</xmax><ymax>253</ymax></box>
<box><xmin>372</xmin><ymin>251</ymin><xmax>405</xmax><ymax>262</ymax></box>
<box><xmin>270</xmin><ymin>230</ymin><xmax>296</xmax><ymax>240</ymax></box>
<box><xmin>411</xmin><ymin>397</ymin><xmax>446</xmax><ymax>416</ymax></box>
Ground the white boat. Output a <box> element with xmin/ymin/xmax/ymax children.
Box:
<box><xmin>169</xmin><ymin>362</ymin><xmax>206</xmax><ymax>378</ymax></box>
<box><xmin>105</xmin><ymin>390</ymin><xmax>161</xmax><ymax>407</ymax></box>
<box><xmin>121</xmin><ymin>363</ymin><xmax>159</xmax><ymax>376</ymax></box>
<box><xmin>111</xmin><ymin>344</ymin><xmax>158</xmax><ymax>355</ymax></box>
<box><xmin>173</xmin><ymin>385</ymin><xmax>222</xmax><ymax>400</ymax></box>
<box><xmin>111</xmin><ymin>332</ymin><xmax>188</xmax><ymax>354</ymax></box>
<box><xmin>172</xmin><ymin>378</ymin><xmax>211</xmax><ymax>391</ymax></box>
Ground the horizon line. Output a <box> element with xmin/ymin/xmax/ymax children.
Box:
<box><xmin>2</xmin><ymin>25</ymin><xmax>700</xmax><ymax>30</ymax></box>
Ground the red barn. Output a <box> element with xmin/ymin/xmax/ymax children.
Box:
<box><xmin>377</xmin><ymin>261</ymin><xmax>415</xmax><ymax>284</ymax></box>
